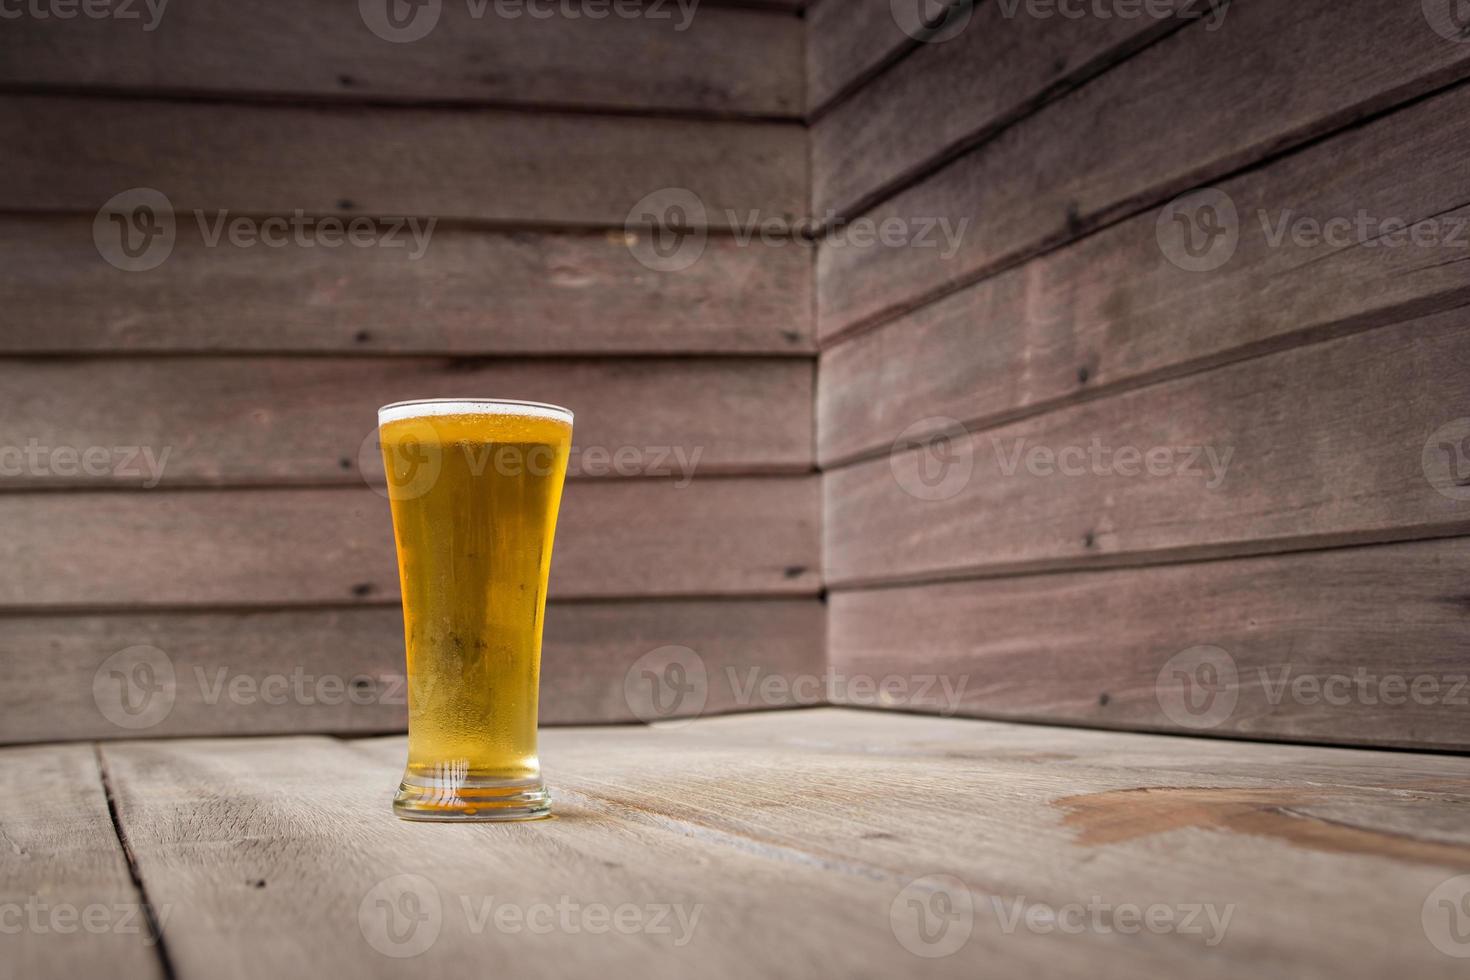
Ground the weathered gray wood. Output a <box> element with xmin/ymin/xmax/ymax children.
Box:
<box><xmin>816</xmin><ymin>0</ymin><xmax>1470</xmax><ymax>339</ymax></box>
<box><xmin>0</xmin><ymin>0</ymin><xmax>803</xmax><ymax>116</ymax></box>
<box><xmin>94</xmin><ymin>711</ymin><xmax>1470</xmax><ymax>980</ymax></box>
<box><xmin>824</xmin><ymin>309</ymin><xmax>1470</xmax><ymax>586</ymax></box>
<box><xmin>0</xmin><ymin>477</ymin><xmax>820</xmax><ymax>606</ymax></box>
<box><xmin>0</xmin><ymin>356</ymin><xmax>812</xmax><ymax>487</ymax></box>
<box><xmin>0</xmin><ymin>217</ymin><xmax>813</xmax><ymax>354</ymax></box>
<box><xmin>817</xmin><ymin>77</ymin><xmax>1470</xmax><ymax>464</ymax></box>
<box><xmin>812</xmin><ymin>0</ymin><xmax>1180</xmax><ymax>217</ymax></box>
<box><xmin>0</xmin><ymin>743</ymin><xmax>165</xmax><ymax>980</ymax></box>
<box><xmin>829</xmin><ymin>538</ymin><xmax>1470</xmax><ymax>750</ymax></box>
<box><xmin>0</xmin><ymin>598</ymin><xmax>824</xmax><ymax>743</ymax></box>
<box><xmin>806</xmin><ymin>0</ymin><xmax>936</xmax><ymax>115</ymax></box>
<box><xmin>0</xmin><ymin>95</ymin><xmax>805</xmax><ymax>227</ymax></box>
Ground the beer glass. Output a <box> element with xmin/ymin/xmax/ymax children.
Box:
<box><xmin>378</xmin><ymin>398</ymin><xmax>573</xmax><ymax>821</ymax></box>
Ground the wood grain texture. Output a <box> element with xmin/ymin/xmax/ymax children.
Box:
<box><xmin>824</xmin><ymin>309</ymin><xmax>1470</xmax><ymax>587</ymax></box>
<box><xmin>828</xmin><ymin>538</ymin><xmax>1470</xmax><ymax>750</ymax></box>
<box><xmin>0</xmin><ymin>598</ymin><xmax>824</xmax><ymax>743</ymax></box>
<box><xmin>816</xmin><ymin>77</ymin><xmax>1470</xmax><ymax>464</ymax></box>
<box><xmin>0</xmin><ymin>477</ymin><xmax>820</xmax><ymax>607</ymax></box>
<box><xmin>0</xmin><ymin>357</ymin><xmax>813</xmax><ymax>487</ymax></box>
<box><xmin>805</xmin><ymin>0</ymin><xmax>936</xmax><ymax>114</ymax></box>
<box><xmin>90</xmin><ymin>710</ymin><xmax>1470</xmax><ymax>980</ymax></box>
<box><xmin>0</xmin><ymin>743</ymin><xmax>165</xmax><ymax>980</ymax></box>
<box><xmin>816</xmin><ymin>0</ymin><xmax>1470</xmax><ymax>340</ymax></box>
<box><xmin>1</xmin><ymin>95</ymin><xmax>805</xmax><ymax>227</ymax></box>
<box><xmin>0</xmin><ymin>217</ymin><xmax>813</xmax><ymax>354</ymax></box>
<box><xmin>0</xmin><ymin>0</ymin><xmax>803</xmax><ymax>116</ymax></box>
<box><xmin>812</xmin><ymin>0</ymin><xmax>1180</xmax><ymax>217</ymax></box>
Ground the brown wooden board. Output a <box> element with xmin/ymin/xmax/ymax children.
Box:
<box><xmin>0</xmin><ymin>477</ymin><xmax>820</xmax><ymax>606</ymax></box>
<box><xmin>816</xmin><ymin>78</ymin><xmax>1470</xmax><ymax>465</ymax></box>
<box><xmin>828</xmin><ymin>538</ymin><xmax>1470</xmax><ymax>750</ymax></box>
<box><xmin>0</xmin><ymin>217</ymin><xmax>813</xmax><ymax>354</ymax></box>
<box><xmin>812</xmin><ymin>0</ymin><xmax>1183</xmax><ymax>218</ymax></box>
<box><xmin>823</xmin><ymin>309</ymin><xmax>1470</xmax><ymax>587</ymax></box>
<box><xmin>816</xmin><ymin>0</ymin><xmax>1470</xmax><ymax>340</ymax></box>
<box><xmin>0</xmin><ymin>357</ymin><xmax>813</xmax><ymax>487</ymax></box>
<box><xmin>0</xmin><ymin>598</ymin><xmax>824</xmax><ymax>743</ymax></box>
<box><xmin>0</xmin><ymin>0</ymin><xmax>803</xmax><ymax>117</ymax></box>
<box><xmin>805</xmin><ymin>0</ymin><xmax>958</xmax><ymax>115</ymax></box>
<box><xmin>0</xmin><ymin>95</ymin><xmax>805</xmax><ymax>228</ymax></box>
<box><xmin>0</xmin><ymin>743</ymin><xmax>166</xmax><ymax>980</ymax></box>
<box><xmin>86</xmin><ymin>711</ymin><xmax>1470</xmax><ymax>980</ymax></box>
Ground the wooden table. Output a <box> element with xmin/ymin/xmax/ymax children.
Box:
<box><xmin>8</xmin><ymin>708</ymin><xmax>1470</xmax><ymax>978</ymax></box>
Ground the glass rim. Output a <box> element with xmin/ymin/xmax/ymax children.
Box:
<box><xmin>378</xmin><ymin>398</ymin><xmax>574</xmax><ymax>426</ymax></box>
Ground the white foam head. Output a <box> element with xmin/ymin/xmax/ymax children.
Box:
<box><xmin>378</xmin><ymin>398</ymin><xmax>574</xmax><ymax>426</ymax></box>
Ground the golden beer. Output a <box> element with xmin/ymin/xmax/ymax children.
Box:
<box><xmin>378</xmin><ymin>399</ymin><xmax>573</xmax><ymax>821</ymax></box>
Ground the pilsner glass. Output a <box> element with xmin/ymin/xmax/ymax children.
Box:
<box><xmin>378</xmin><ymin>398</ymin><xmax>573</xmax><ymax>821</ymax></box>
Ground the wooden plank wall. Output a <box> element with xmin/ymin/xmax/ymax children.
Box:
<box><xmin>0</xmin><ymin>0</ymin><xmax>822</xmax><ymax>743</ymax></box>
<box><xmin>815</xmin><ymin>0</ymin><xmax>1470</xmax><ymax>749</ymax></box>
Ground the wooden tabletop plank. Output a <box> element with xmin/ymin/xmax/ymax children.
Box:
<box><xmin>91</xmin><ymin>710</ymin><xmax>1470</xmax><ymax>980</ymax></box>
<box><xmin>0</xmin><ymin>744</ymin><xmax>165</xmax><ymax>980</ymax></box>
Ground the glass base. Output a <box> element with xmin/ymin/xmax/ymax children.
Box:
<box><xmin>392</xmin><ymin>772</ymin><xmax>551</xmax><ymax>822</ymax></box>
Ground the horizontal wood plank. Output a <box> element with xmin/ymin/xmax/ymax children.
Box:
<box><xmin>828</xmin><ymin>538</ymin><xmax>1470</xmax><ymax>750</ymax></box>
<box><xmin>0</xmin><ymin>477</ymin><xmax>820</xmax><ymax>606</ymax></box>
<box><xmin>89</xmin><ymin>712</ymin><xmax>1470</xmax><ymax>980</ymax></box>
<box><xmin>0</xmin><ymin>743</ymin><xmax>165</xmax><ymax>980</ymax></box>
<box><xmin>0</xmin><ymin>0</ymin><xmax>803</xmax><ymax>116</ymax></box>
<box><xmin>816</xmin><ymin>0</ymin><xmax>1470</xmax><ymax>339</ymax></box>
<box><xmin>811</xmin><ymin>0</ymin><xmax>1181</xmax><ymax>218</ymax></box>
<box><xmin>0</xmin><ymin>217</ymin><xmax>813</xmax><ymax>354</ymax></box>
<box><xmin>806</xmin><ymin>0</ymin><xmax>939</xmax><ymax>115</ymax></box>
<box><xmin>817</xmin><ymin>77</ymin><xmax>1470</xmax><ymax>464</ymax></box>
<box><xmin>824</xmin><ymin>309</ymin><xmax>1470</xmax><ymax>586</ymax></box>
<box><xmin>1</xmin><ymin>95</ymin><xmax>805</xmax><ymax>227</ymax></box>
<box><xmin>0</xmin><ymin>357</ymin><xmax>813</xmax><ymax>486</ymax></box>
<box><xmin>0</xmin><ymin>598</ymin><xmax>824</xmax><ymax>743</ymax></box>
